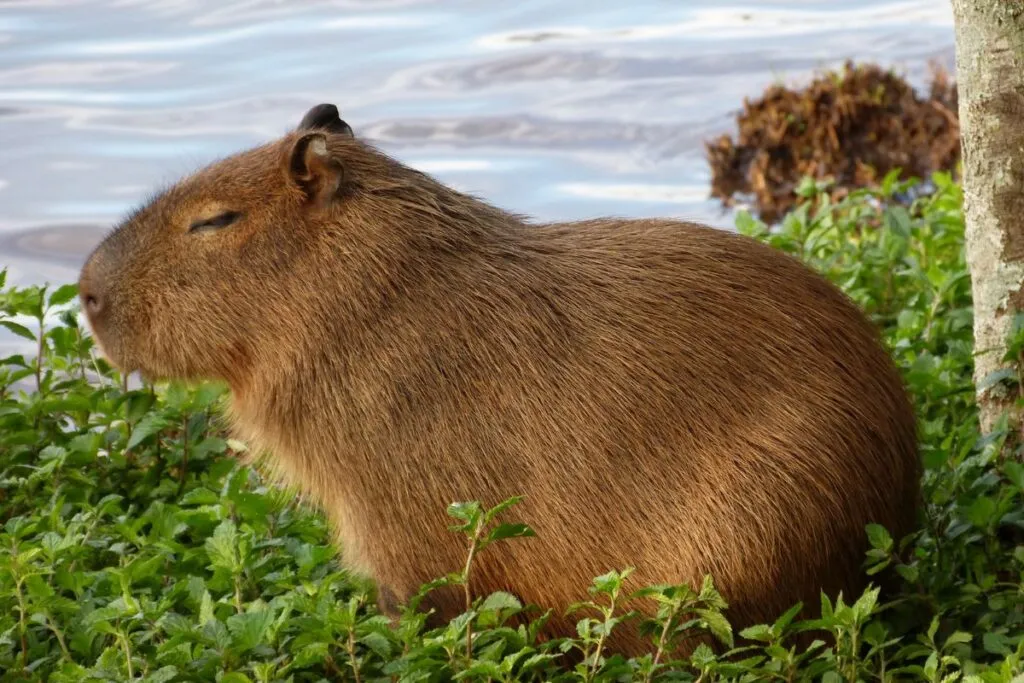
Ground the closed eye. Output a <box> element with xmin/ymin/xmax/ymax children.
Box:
<box><xmin>189</xmin><ymin>211</ymin><xmax>241</xmax><ymax>233</ymax></box>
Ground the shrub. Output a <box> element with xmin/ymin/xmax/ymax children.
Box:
<box><xmin>0</xmin><ymin>171</ymin><xmax>1021</xmax><ymax>681</ymax></box>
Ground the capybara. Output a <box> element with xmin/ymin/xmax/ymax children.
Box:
<box><xmin>79</xmin><ymin>103</ymin><xmax>920</xmax><ymax>656</ymax></box>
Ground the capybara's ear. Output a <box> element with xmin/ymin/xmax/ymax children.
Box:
<box><xmin>285</xmin><ymin>132</ymin><xmax>343</xmax><ymax>204</ymax></box>
<box><xmin>298</xmin><ymin>103</ymin><xmax>354</xmax><ymax>137</ymax></box>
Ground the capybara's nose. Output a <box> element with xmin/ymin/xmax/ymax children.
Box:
<box><xmin>78</xmin><ymin>261</ymin><xmax>107</xmax><ymax>323</ymax></box>
<box><xmin>83</xmin><ymin>289</ymin><xmax>104</xmax><ymax>317</ymax></box>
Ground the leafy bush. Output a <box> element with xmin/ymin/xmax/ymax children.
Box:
<box><xmin>1</xmin><ymin>171</ymin><xmax>1022</xmax><ymax>681</ymax></box>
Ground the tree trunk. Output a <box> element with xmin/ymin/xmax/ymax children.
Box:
<box><xmin>951</xmin><ymin>0</ymin><xmax>1024</xmax><ymax>441</ymax></box>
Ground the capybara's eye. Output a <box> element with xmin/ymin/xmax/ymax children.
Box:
<box><xmin>189</xmin><ymin>211</ymin><xmax>241</xmax><ymax>233</ymax></box>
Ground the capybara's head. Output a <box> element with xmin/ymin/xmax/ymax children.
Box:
<box><xmin>78</xmin><ymin>104</ymin><xmax>402</xmax><ymax>385</ymax></box>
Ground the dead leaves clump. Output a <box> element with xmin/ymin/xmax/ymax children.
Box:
<box><xmin>706</xmin><ymin>61</ymin><xmax>960</xmax><ymax>223</ymax></box>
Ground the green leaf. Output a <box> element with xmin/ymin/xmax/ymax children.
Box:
<box><xmin>482</xmin><ymin>494</ymin><xmax>526</xmax><ymax>524</ymax></box>
<box><xmin>866</xmin><ymin>523</ymin><xmax>893</xmax><ymax>550</ymax></box>
<box><xmin>359</xmin><ymin>631</ymin><xmax>392</xmax><ymax>657</ymax></box>
<box><xmin>47</xmin><ymin>284</ymin><xmax>79</xmax><ymax>308</ymax></box>
<box><xmin>686</xmin><ymin>645</ymin><xmax>716</xmax><ymax>673</ymax></box>
<box><xmin>125</xmin><ymin>413</ymin><xmax>170</xmax><ymax>451</ymax></box>
<box><xmin>734</xmin><ymin>210</ymin><xmax>765</xmax><ymax>237</ymax></box>
<box><xmin>292</xmin><ymin>642</ymin><xmax>330</xmax><ymax>668</ymax></box>
<box><xmin>205</xmin><ymin>520</ymin><xmax>240</xmax><ymax>571</ymax></box>
<box><xmin>771</xmin><ymin>602</ymin><xmax>803</xmax><ymax>633</ymax></box>
<box><xmin>696</xmin><ymin>608</ymin><xmax>734</xmax><ymax>648</ymax></box>
<box><xmin>982</xmin><ymin>631</ymin><xmax>1012</xmax><ymax>655</ymax></box>
<box><xmin>943</xmin><ymin>631</ymin><xmax>972</xmax><ymax>648</ymax></box>
<box><xmin>219</xmin><ymin>674</ymin><xmax>254</xmax><ymax>683</ymax></box>
<box><xmin>227</xmin><ymin>608</ymin><xmax>275</xmax><ymax>653</ymax></box>
<box><xmin>1003</xmin><ymin>461</ymin><xmax>1024</xmax><ymax>491</ymax></box>
<box><xmin>896</xmin><ymin>563</ymin><xmax>920</xmax><ymax>583</ymax></box>
<box><xmin>922</xmin><ymin>445</ymin><xmax>950</xmax><ymax>471</ymax></box>
<box><xmin>819</xmin><ymin>593</ymin><xmax>834</xmax><ymax>623</ymax></box>
<box><xmin>590</xmin><ymin>570</ymin><xmax>626</xmax><ymax>595</ymax></box>
<box><xmin>0</xmin><ymin>320</ymin><xmax>36</xmax><ymax>341</ymax></box>
<box><xmin>191</xmin><ymin>382</ymin><xmax>226</xmax><ymax>409</ymax></box>
<box><xmin>884</xmin><ymin>205</ymin><xmax>913</xmax><ymax>238</ymax></box>
<box><xmin>852</xmin><ymin>587</ymin><xmax>879</xmax><ymax>620</ymax></box>
<box><xmin>456</xmin><ymin>662</ymin><xmax>503</xmax><ymax>680</ymax></box>
<box><xmin>143</xmin><ymin>666</ymin><xmax>179</xmax><ymax>683</ymax></box>
<box><xmin>232</xmin><ymin>492</ymin><xmax>272</xmax><ymax>522</ymax></box>
<box><xmin>880</xmin><ymin>167</ymin><xmax>903</xmax><ymax>195</ymax></box>
<box><xmin>39</xmin><ymin>444</ymin><xmax>67</xmax><ymax>462</ymax></box>
<box><xmin>480</xmin><ymin>591</ymin><xmax>523</xmax><ymax>613</ymax></box>
<box><xmin>127</xmin><ymin>553</ymin><xmax>165</xmax><ymax>583</ymax></box>
<box><xmin>180</xmin><ymin>487</ymin><xmax>220</xmax><ymax>506</ymax></box>
<box><xmin>739</xmin><ymin>623</ymin><xmax>773</xmax><ymax>642</ymax></box>
<box><xmin>25</xmin><ymin>573</ymin><xmax>55</xmax><ymax>599</ymax></box>
<box><xmin>485</xmin><ymin>522</ymin><xmax>536</xmax><ymax>545</ymax></box>
<box><xmin>966</xmin><ymin>496</ymin><xmax>998</xmax><ymax>528</ymax></box>
<box><xmin>520</xmin><ymin>653</ymin><xmax>559</xmax><ymax>674</ymax></box>
<box><xmin>447</xmin><ymin>501</ymin><xmax>481</xmax><ymax>524</ymax></box>
<box><xmin>795</xmin><ymin>176</ymin><xmax>820</xmax><ymax>198</ymax></box>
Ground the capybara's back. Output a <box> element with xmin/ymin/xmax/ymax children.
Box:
<box><xmin>79</xmin><ymin>104</ymin><xmax>921</xmax><ymax>657</ymax></box>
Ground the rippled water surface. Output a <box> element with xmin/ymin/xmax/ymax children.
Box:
<box><xmin>2</xmin><ymin>0</ymin><xmax>954</xmax><ymax>292</ymax></box>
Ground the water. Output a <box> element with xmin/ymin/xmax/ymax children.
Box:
<box><xmin>1</xmin><ymin>0</ymin><xmax>954</xmax><ymax>294</ymax></box>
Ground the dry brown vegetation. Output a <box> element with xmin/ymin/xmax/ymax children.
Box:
<box><xmin>706</xmin><ymin>61</ymin><xmax>960</xmax><ymax>222</ymax></box>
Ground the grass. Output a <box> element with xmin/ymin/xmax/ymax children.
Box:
<box><xmin>1</xmin><ymin>170</ymin><xmax>1022</xmax><ymax>681</ymax></box>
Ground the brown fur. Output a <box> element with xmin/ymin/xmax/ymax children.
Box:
<box><xmin>79</xmin><ymin>103</ymin><xmax>921</xmax><ymax>657</ymax></box>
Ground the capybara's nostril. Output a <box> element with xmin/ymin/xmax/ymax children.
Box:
<box><xmin>78</xmin><ymin>260</ymin><xmax>108</xmax><ymax>322</ymax></box>
<box><xmin>83</xmin><ymin>291</ymin><xmax>103</xmax><ymax>316</ymax></box>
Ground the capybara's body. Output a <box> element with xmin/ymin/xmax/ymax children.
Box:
<box><xmin>79</xmin><ymin>104</ymin><xmax>920</xmax><ymax>656</ymax></box>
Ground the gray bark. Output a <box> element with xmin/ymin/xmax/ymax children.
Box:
<box><xmin>951</xmin><ymin>0</ymin><xmax>1024</xmax><ymax>439</ymax></box>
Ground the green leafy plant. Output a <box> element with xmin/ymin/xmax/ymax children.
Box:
<box><xmin>1</xmin><ymin>171</ymin><xmax>1022</xmax><ymax>681</ymax></box>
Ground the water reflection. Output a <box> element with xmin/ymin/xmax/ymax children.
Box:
<box><xmin>1</xmin><ymin>0</ymin><xmax>954</xmax><ymax>300</ymax></box>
